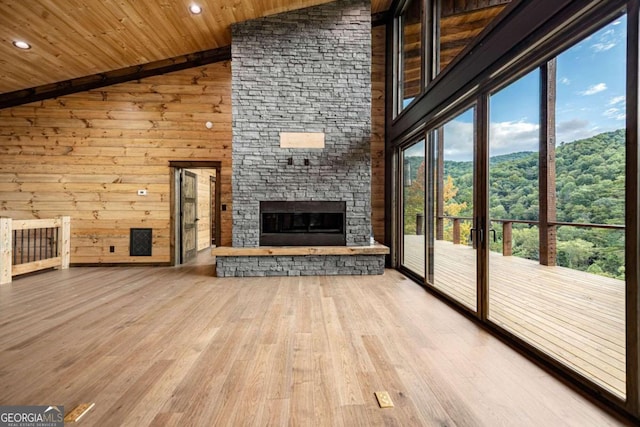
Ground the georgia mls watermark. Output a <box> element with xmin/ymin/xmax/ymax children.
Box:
<box><xmin>0</xmin><ymin>406</ymin><xmax>64</xmax><ymax>427</ymax></box>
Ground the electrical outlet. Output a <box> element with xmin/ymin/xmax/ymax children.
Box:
<box><xmin>375</xmin><ymin>391</ymin><xmax>394</xmax><ymax>408</ymax></box>
<box><xmin>137</xmin><ymin>189</ymin><xmax>148</xmax><ymax>196</ymax></box>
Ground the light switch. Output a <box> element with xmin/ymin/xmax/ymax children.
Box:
<box><xmin>137</xmin><ymin>189</ymin><xmax>148</xmax><ymax>196</ymax></box>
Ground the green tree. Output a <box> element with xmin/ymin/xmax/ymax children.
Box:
<box><xmin>557</xmin><ymin>239</ymin><xmax>594</xmax><ymax>269</ymax></box>
<box><xmin>404</xmin><ymin>159</ymin><xmax>425</xmax><ymax>234</ymax></box>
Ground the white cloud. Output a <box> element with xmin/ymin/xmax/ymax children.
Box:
<box><xmin>557</xmin><ymin>119</ymin><xmax>589</xmax><ymax>133</ymax></box>
<box><xmin>488</xmin><ymin>120</ymin><xmax>540</xmax><ymax>157</ymax></box>
<box><xmin>604</xmin><ymin>108</ymin><xmax>626</xmax><ymax>121</ymax></box>
<box><xmin>591</xmin><ymin>26</ymin><xmax>622</xmax><ymax>52</ymax></box>
<box><xmin>579</xmin><ymin>83</ymin><xmax>607</xmax><ymax>96</ymax></box>
<box><xmin>603</xmin><ymin>108</ymin><xmax>618</xmax><ymax>117</ymax></box>
<box><xmin>556</xmin><ymin>119</ymin><xmax>594</xmax><ymax>144</ymax></box>
<box><xmin>613</xmin><ymin>20</ymin><xmax>622</xmax><ymax>26</ymax></box>
<box><xmin>608</xmin><ymin>95</ymin><xmax>625</xmax><ymax>106</ymax></box>
<box><xmin>560</xmin><ymin>77</ymin><xmax>571</xmax><ymax>85</ymax></box>
<box><xmin>442</xmin><ymin>121</ymin><xmax>475</xmax><ymax>161</ymax></box>
<box><xmin>592</xmin><ymin>42</ymin><xmax>616</xmax><ymax>52</ymax></box>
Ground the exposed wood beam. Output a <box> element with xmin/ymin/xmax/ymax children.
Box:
<box><xmin>0</xmin><ymin>46</ymin><xmax>232</xmax><ymax>110</ymax></box>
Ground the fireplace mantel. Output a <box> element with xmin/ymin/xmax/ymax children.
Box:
<box><xmin>212</xmin><ymin>243</ymin><xmax>388</xmax><ymax>257</ymax></box>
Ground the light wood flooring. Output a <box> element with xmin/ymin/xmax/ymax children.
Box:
<box><xmin>0</xmin><ymin>250</ymin><xmax>632</xmax><ymax>426</ymax></box>
<box><xmin>403</xmin><ymin>235</ymin><xmax>626</xmax><ymax>399</ymax></box>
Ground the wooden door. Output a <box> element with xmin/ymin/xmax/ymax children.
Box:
<box><xmin>181</xmin><ymin>170</ymin><xmax>198</xmax><ymax>263</ymax></box>
<box><xmin>210</xmin><ymin>175</ymin><xmax>217</xmax><ymax>246</ymax></box>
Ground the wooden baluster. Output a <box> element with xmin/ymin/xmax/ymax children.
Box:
<box><xmin>503</xmin><ymin>221</ymin><xmax>512</xmax><ymax>256</ymax></box>
<box><xmin>453</xmin><ymin>218</ymin><xmax>460</xmax><ymax>245</ymax></box>
<box><xmin>0</xmin><ymin>218</ymin><xmax>12</xmax><ymax>285</ymax></box>
<box><xmin>59</xmin><ymin>216</ymin><xmax>71</xmax><ymax>270</ymax></box>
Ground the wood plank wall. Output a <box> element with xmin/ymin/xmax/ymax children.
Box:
<box><xmin>439</xmin><ymin>5</ymin><xmax>507</xmax><ymax>71</ymax></box>
<box><xmin>0</xmin><ymin>27</ymin><xmax>387</xmax><ymax>264</ymax></box>
<box><xmin>372</xmin><ymin>25</ymin><xmax>386</xmax><ymax>244</ymax></box>
<box><xmin>0</xmin><ymin>62</ymin><xmax>233</xmax><ymax>264</ymax></box>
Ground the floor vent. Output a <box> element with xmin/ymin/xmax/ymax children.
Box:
<box><xmin>130</xmin><ymin>228</ymin><xmax>152</xmax><ymax>256</ymax></box>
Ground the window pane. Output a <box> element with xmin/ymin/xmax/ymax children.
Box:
<box><xmin>438</xmin><ymin>2</ymin><xmax>508</xmax><ymax>72</ymax></box>
<box><xmin>554</xmin><ymin>15</ymin><xmax>626</xmax><ymax>398</ymax></box>
<box><xmin>399</xmin><ymin>0</ymin><xmax>422</xmax><ymax>111</ymax></box>
<box><xmin>432</xmin><ymin>107</ymin><xmax>476</xmax><ymax>311</ymax></box>
<box><xmin>486</xmin><ymin>15</ymin><xmax>627</xmax><ymax>400</ymax></box>
<box><xmin>402</xmin><ymin>139</ymin><xmax>426</xmax><ymax>276</ymax></box>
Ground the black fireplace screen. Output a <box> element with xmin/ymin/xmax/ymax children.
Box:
<box><xmin>260</xmin><ymin>201</ymin><xmax>346</xmax><ymax>246</ymax></box>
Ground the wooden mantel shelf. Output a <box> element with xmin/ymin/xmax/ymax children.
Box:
<box><xmin>212</xmin><ymin>243</ymin><xmax>390</xmax><ymax>257</ymax></box>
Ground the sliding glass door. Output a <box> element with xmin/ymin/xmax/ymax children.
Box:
<box><xmin>487</xmin><ymin>68</ymin><xmax>541</xmax><ymax>341</ymax></box>
<box><xmin>401</xmin><ymin>138</ymin><xmax>426</xmax><ymax>277</ymax></box>
<box><xmin>485</xmin><ymin>15</ymin><xmax>627</xmax><ymax>399</ymax></box>
<box><xmin>429</xmin><ymin>107</ymin><xmax>477</xmax><ymax>312</ymax></box>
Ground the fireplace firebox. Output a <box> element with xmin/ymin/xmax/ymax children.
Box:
<box><xmin>260</xmin><ymin>201</ymin><xmax>346</xmax><ymax>246</ymax></box>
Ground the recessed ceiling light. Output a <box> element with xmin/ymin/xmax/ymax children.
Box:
<box><xmin>189</xmin><ymin>4</ymin><xmax>202</xmax><ymax>14</ymax></box>
<box><xmin>12</xmin><ymin>40</ymin><xmax>31</xmax><ymax>50</ymax></box>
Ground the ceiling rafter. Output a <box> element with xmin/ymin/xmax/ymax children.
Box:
<box><xmin>0</xmin><ymin>46</ymin><xmax>231</xmax><ymax>110</ymax></box>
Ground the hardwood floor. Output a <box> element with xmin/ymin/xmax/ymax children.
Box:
<box><xmin>0</xmin><ymin>252</ymin><xmax>632</xmax><ymax>426</ymax></box>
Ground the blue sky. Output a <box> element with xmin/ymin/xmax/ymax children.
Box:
<box><xmin>442</xmin><ymin>14</ymin><xmax>627</xmax><ymax>161</ymax></box>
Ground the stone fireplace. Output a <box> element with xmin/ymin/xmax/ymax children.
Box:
<box><xmin>215</xmin><ymin>0</ymin><xmax>386</xmax><ymax>277</ymax></box>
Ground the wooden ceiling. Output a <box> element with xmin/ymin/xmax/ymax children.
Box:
<box><xmin>0</xmin><ymin>0</ymin><xmax>392</xmax><ymax>95</ymax></box>
<box><xmin>439</xmin><ymin>4</ymin><xmax>507</xmax><ymax>70</ymax></box>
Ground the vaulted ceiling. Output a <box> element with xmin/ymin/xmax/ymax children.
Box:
<box><xmin>0</xmin><ymin>0</ymin><xmax>392</xmax><ymax>95</ymax></box>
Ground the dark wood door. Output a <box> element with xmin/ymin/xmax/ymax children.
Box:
<box><xmin>181</xmin><ymin>170</ymin><xmax>197</xmax><ymax>263</ymax></box>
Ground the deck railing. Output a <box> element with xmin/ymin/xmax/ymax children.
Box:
<box><xmin>434</xmin><ymin>215</ymin><xmax>624</xmax><ymax>265</ymax></box>
<box><xmin>0</xmin><ymin>217</ymin><xmax>70</xmax><ymax>285</ymax></box>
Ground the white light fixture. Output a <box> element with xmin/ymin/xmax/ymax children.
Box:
<box><xmin>205</xmin><ymin>121</ymin><xmax>213</xmax><ymax>129</ymax></box>
<box><xmin>12</xmin><ymin>40</ymin><xmax>31</xmax><ymax>50</ymax></box>
<box><xmin>189</xmin><ymin>4</ymin><xmax>202</xmax><ymax>14</ymax></box>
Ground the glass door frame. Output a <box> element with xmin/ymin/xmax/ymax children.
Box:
<box><xmin>395</xmin><ymin>101</ymin><xmax>482</xmax><ymax>317</ymax></box>
<box><xmin>396</xmin><ymin>131</ymin><xmax>428</xmax><ymax>282</ymax></box>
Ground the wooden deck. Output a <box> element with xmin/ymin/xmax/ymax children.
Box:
<box><xmin>403</xmin><ymin>235</ymin><xmax>626</xmax><ymax>399</ymax></box>
<box><xmin>0</xmin><ymin>250</ymin><xmax>631</xmax><ymax>425</ymax></box>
